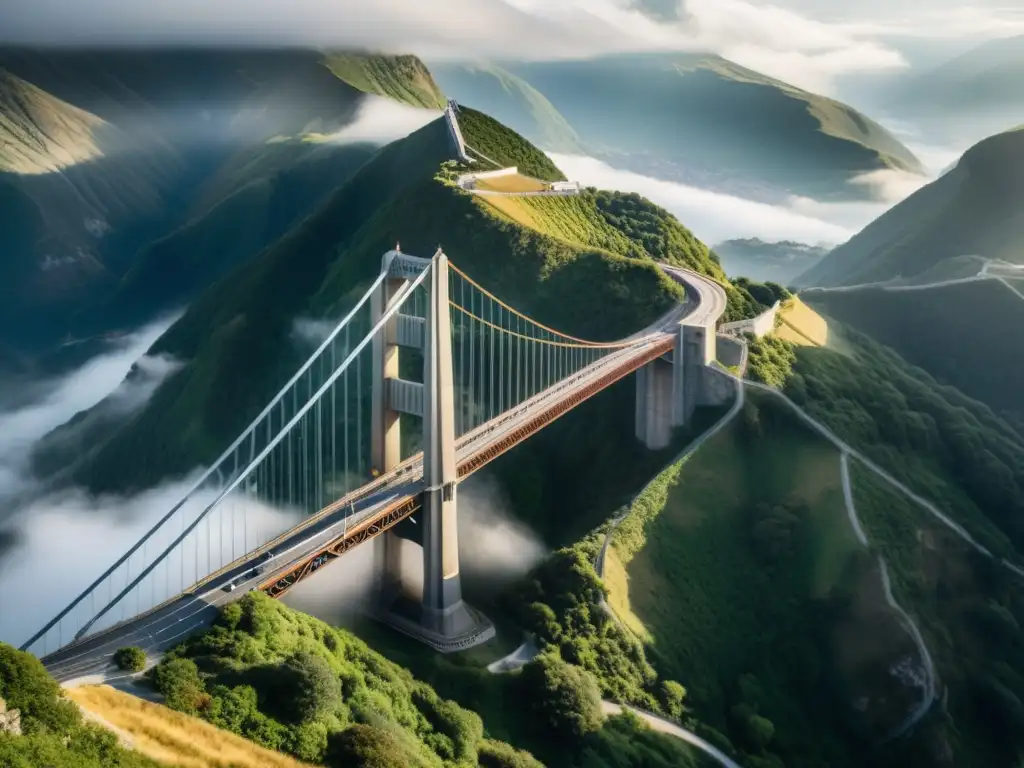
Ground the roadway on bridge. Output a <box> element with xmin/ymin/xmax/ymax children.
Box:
<box><xmin>42</xmin><ymin>265</ymin><xmax>728</xmax><ymax>681</ymax></box>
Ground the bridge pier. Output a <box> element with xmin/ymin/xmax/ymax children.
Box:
<box><xmin>635</xmin><ymin>320</ymin><xmax>717</xmax><ymax>449</ymax></box>
<box><xmin>374</xmin><ymin>250</ymin><xmax>494</xmax><ymax>651</ymax></box>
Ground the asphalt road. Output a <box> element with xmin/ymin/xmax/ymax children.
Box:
<box><xmin>42</xmin><ymin>265</ymin><xmax>727</xmax><ymax>681</ymax></box>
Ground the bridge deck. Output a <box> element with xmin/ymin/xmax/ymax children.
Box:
<box><xmin>36</xmin><ymin>265</ymin><xmax>724</xmax><ymax>671</ymax></box>
<box><xmin>261</xmin><ymin>333</ymin><xmax>674</xmax><ymax>599</ymax></box>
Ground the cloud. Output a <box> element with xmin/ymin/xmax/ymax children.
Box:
<box><xmin>549</xmin><ymin>152</ymin><xmax>883</xmax><ymax>246</ymax></box>
<box><xmin>322</xmin><ymin>96</ymin><xmax>442</xmax><ymax>145</ymax></box>
<box><xmin>1</xmin><ymin>0</ymin><xmax>1018</xmax><ymax>95</ymax></box>
<box><xmin>0</xmin><ymin>476</ymin><xmax>300</xmax><ymax>650</ymax></box>
<box><xmin>283</xmin><ymin>473</ymin><xmax>546</xmax><ymax>628</ymax></box>
<box><xmin>0</xmin><ymin>316</ymin><xmax>179</xmax><ymax>504</ymax></box>
<box><xmin>292</xmin><ymin>317</ymin><xmax>339</xmax><ymax>347</ymax></box>
<box><xmin>0</xmin><ymin>0</ymin><xmax>596</xmax><ymax>60</ymax></box>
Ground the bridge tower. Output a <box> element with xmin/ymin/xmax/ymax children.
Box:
<box><xmin>371</xmin><ymin>249</ymin><xmax>495</xmax><ymax>651</ymax></box>
<box><xmin>635</xmin><ymin>321</ymin><xmax>717</xmax><ymax>450</ymax></box>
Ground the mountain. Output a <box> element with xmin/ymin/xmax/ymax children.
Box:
<box><xmin>0</xmin><ymin>48</ymin><xmax>444</xmax><ymax>360</ymax></box>
<box><xmin>430</xmin><ymin>54</ymin><xmax>924</xmax><ymax>202</ymax></box>
<box><xmin>712</xmin><ymin>238</ymin><xmax>830</xmax><ymax>283</ymax></box>
<box><xmin>804</xmin><ymin>281</ymin><xmax>1024</xmax><ymax>428</ymax></box>
<box><xmin>33</xmin><ymin>108</ymin><xmax>760</xmax><ymax>494</ymax></box>
<box><xmin>797</xmin><ymin>126</ymin><xmax>1024</xmax><ymax>288</ymax></box>
<box><xmin>886</xmin><ymin>35</ymin><xmax>1024</xmax><ymax>139</ymax></box>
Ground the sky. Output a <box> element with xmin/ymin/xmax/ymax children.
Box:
<box><xmin>0</xmin><ymin>0</ymin><xmax>1021</xmax><ymax>94</ymax></box>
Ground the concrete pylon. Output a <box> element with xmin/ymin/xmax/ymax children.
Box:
<box><xmin>419</xmin><ymin>250</ymin><xmax>473</xmax><ymax>635</ymax></box>
<box><xmin>377</xmin><ymin>249</ymin><xmax>494</xmax><ymax>652</ymax></box>
<box><xmin>371</xmin><ymin>251</ymin><xmax>410</xmax><ymax>602</ymax></box>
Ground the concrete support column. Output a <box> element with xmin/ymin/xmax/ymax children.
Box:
<box><xmin>637</xmin><ymin>319</ymin><xmax>718</xmax><ymax>449</ymax></box>
<box><xmin>421</xmin><ymin>251</ymin><xmax>474</xmax><ymax>635</ymax></box>
<box><xmin>371</xmin><ymin>252</ymin><xmax>410</xmax><ymax>602</ymax></box>
<box><xmin>634</xmin><ymin>357</ymin><xmax>674</xmax><ymax>450</ymax></box>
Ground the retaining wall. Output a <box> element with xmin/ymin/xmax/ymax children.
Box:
<box><xmin>719</xmin><ymin>301</ymin><xmax>780</xmax><ymax>338</ymax></box>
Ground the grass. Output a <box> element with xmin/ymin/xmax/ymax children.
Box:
<box><xmin>775</xmin><ymin>296</ymin><xmax>828</xmax><ymax>347</ymax></box>
<box><xmin>321</xmin><ymin>53</ymin><xmax>446</xmax><ymax>109</ymax></box>
<box><xmin>456</xmin><ymin>106</ymin><xmax>565</xmax><ymax>182</ymax></box>
<box><xmin>605</xmin><ymin>394</ymin><xmax>903</xmax><ymax>765</ymax></box>
<box><xmin>67</xmin><ymin>685</ymin><xmax>314</xmax><ymax>768</ymax></box>
<box><xmin>0</xmin><ymin>69</ymin><xmax>105</xmax><ymax>174</ymax></box>
<box><xmin>474</xmin><ymin>173</ymin><xmax>548</xmax><ymax>193</ymax></box>
<box><xmin>603</xmin><ymin>547</ymin><xmax>652</xmax><ymax>642</ymax></box>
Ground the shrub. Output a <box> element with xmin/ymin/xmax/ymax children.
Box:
<box><xmin>477</xmin><ymin>738</ymin><xmax>545</xmax><ymax>768</ymax></box>
<box><xmin>113</xmin><ymin>647</ymin><xmax>147</xmax><ymax>673</ymax></box>
<box><xmin>657</xmin><ymin>680</ymin><xmax>687</xmax><ymax>721</ymax></box>
<box><xmin>324</xmin><ymin>723</ymin><xmax>437</xmax><ymax>768</ymax></box>
<box><xmin>280</xmin><ymin>651</ymin><xmax>342</xmax><ymax>724</ymax></box>
<box><xmin>0</xmin><ymin>643</ymin><xmax>80</xmax><ymax>736</ymax></box>
<box><xmin>520</xmin><ymin>652</ymin><xmax>602</xmax><ymax>744</ymax></box>
<box><xmin>151</xmin><ymin>658</ymin><xmax>207</xmax><ymax>715</ymax></box>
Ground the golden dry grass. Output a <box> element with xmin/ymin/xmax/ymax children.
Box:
<box><xmin>776</xmin><ymin>296</ymin><xmax>829</xmax><ymax>347</ymax></box>
<box><xmin>66</xmin><ymin>685</ymin><xmax>315</xmax><ymax>768</ymax></box>
<box><xmin>475</xmin><ymin>173</ymin><xmax>548</xmax><ymax>193</ymax></box>
<box><xmin>603</xmin><ymin>546</ymin><xmax>653</xmax><ymax>642</ymax></box>
<box><xmin>477</xmin><ymin>193</ymin><xmax>539</xmax><ymax>230</ymax></box>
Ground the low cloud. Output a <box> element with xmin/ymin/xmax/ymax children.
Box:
<box><xmin>844</xmin><ymin>168</ymin><xmax>932</xmax><ymax>205</ymax></box>
<box><xmin>282</xmin><ymin>475</ymin><xmax>546</xmax><ymax>628</ymax></box>
<box><xmin>322</xmin><ymin>96</ymin><xmax>441</xmax><ymax>145</ymax></box>
<box><xmin>0</xmin><ymin>476</ymin><xmax>300</xmax><ymax>650</ymax></box>
<box><xmin>292</xmin><ymin>317</ymin><xmax>338</xmax><ymax>347</ymax></box>
<box><xmin>549</xmin><ymin>152</ymin><xmax>877</xmax><ymax>246</ymax></box>
<box><xmin>456</xmin><ymin>475</ymin><xmax>547</xmax><ymax>581</ymax></box>
<box><xmin>0</xmin><ymin>316</ymin><xmax>179</xmax><ymax>504</ymax></box>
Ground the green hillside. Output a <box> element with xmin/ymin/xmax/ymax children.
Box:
<box><xmin>142</xmin><ymin>592</ymin><xmax>716</xmax><ymax>768</ymax></box>
<box><xmin>92</xmin><ymin>141</ymin><xmax>379</xmax><ymax>332</ymax></box>
<box><xmin>797</xmin><ymin>126</ymin><xmax>1024</xmax><ymax>287</ymax></box>
<box><xmin>0</xmin><ymin>47</ymin><xmax>444</xmax><ymax>359</ymax></box>
<box><xmin>0</xmin><ymin>643</ymin><xmax>162</xmax><ymax>768</ymax></box>
<box><xmin>594</xmin><ymin>318</ymin><xmax>1024</xmax><ymax>766</ymax></box>
<box><xmin>323</xmin><ymin>52</ymin><xmax>446</xmax><ymax>109</ymax></box>
<box><xmin>776</xmin><ymin>327</ymin><xmax>1024</xmax><ymax>556</ymax></box>
<box><xmin>37</xmin><ymin>110</ymin><xmax>751</xmax><ymax>494</ymax></box>
<box><xmin>803</xmin><ymin>281</ymin><xmax>1024</xmax><ymax>425</ymax></box>
<box><xmin>607</xmin><ymin>397</ymin><xmax>916</xmax><ymax>766</ymax></box>
<box><xmin>436</xmin><ymin>53</ymin><xmax>923</xmax><ymax>200</ymax></box>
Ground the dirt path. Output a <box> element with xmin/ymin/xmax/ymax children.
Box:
<box><xmin>840</xmin><ymin>452</ymin><xmax>936</xmax><ymax>738</ymax></box>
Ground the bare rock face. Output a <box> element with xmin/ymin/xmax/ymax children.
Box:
<box><xmin>0</xmin><ymin>696</ymin><xmax>22</xmax><ymax>736</ymax></box>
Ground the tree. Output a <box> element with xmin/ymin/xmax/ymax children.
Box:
<box><xmin>325</xmin><ymin>724</ymin><xmax>436</xmax><ymax>768</ymax></box>
<box><xmin>113</xmin><ymin>647</ymin><xmax>147</xmax><ymax>673</ymax></box>
<box><xmin>151</xmin><ymin>658</ymin><xmax>206</xmax><ymax>715</ymax></box>
<box><xmin>520</xmin><ymin>653</ymin><xmax>602</xmax><ymax>744</ymax></box>
<box><xmin>657</xmin><ymin>680</ymin><xmax>687</xmax><ymax>720</ymax></box>
<box><xmin>477</xmin><ymin>739</ymin><xmax>545</xmax><ymax>768</ymax></box>
<box><xmin>280</xmin><ymin>651</ymin><xmax>342</xmax><ymax>724</ymax></box>
<box><xmin>0</xmin><ymin>643</ymin><xmax>80</xmax><ymax>736</ymax></box>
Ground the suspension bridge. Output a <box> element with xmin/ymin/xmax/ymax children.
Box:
<box><xmin>24</xmin><ymin>248</ymin><xmax>727</xmax><ymax>680</ymax></box>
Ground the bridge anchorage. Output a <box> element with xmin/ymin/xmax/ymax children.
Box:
<box><xmin>21</xmin><ymin>247</ymin><xmax>728</xmax><ymax>670</ymax></box>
